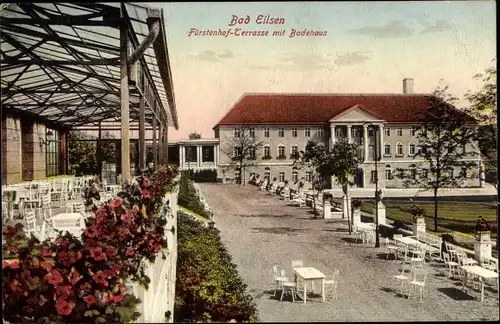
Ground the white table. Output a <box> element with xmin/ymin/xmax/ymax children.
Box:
<box><xmin>356</xmin><ymin>223</ymin><xmax>375</xmax><ymax>243</ymax></box>
<box><xmin>460</xmin><ymin>265</ymin><xmax>499</xmax><ymax>302</ymax></box>
<box><xmin>293</xmin><ymin>267</ymin><xmax>326</xmax><ymax>304</ymax></box>
<box><xmin>49</xmin><ymin>213</ymin><xmax>85</xmax><ymax>239</ymax></box>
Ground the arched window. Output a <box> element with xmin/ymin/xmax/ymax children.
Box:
<box><xmin>277</xmin><ymin>145</ymin><xmax>285</xmax><ymax>158</ymax></box>
<box><xmin>385</xmin><ymin>164</ymin><xmax>392</xmax><ymax>180</ymax></box>
<box><xmin>396</xmin><ymin>143</ymin><xmax>403</xmax><ymax>156</ymax></box>
<box><xmin>263</xmin><ymin>145</ymin><xmax>271</xmax><ymax>158</ymax></box>
<box><xmin>384</xmin><ymin>143</ymin><xmax>391</xmax><ymax>156</ymax></box>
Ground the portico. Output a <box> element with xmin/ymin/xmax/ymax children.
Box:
<box><xmin>177</xmin><ymin>139</ymin><xmax>220</xmax><ymax>171</ymax></box>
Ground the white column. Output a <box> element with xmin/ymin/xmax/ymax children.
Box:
<box><xmin>363</xmin><ymin>124</ymin><xmax>368</xmax><ymax>162</ymax></box>
<box><xmin>331</xmin><ymin>124</ymin><xmax>336</xmax><ymax>149</ymax></box>
<box><xmin>347</xmin><ymin>125</ymin><xmax>352</xmax><ymax>144</ymax></box>
<box><xmin>197</xmin><ymin>145</ymin><xmax>202</xmax><ymax>167</ymax></box>
<box><xmin>179</xmin><ymin>145</ymin><xmax>185</xmax><ymax>168</ymax></box>
<box><xmin>379</xmin><ymin>125</ymin><xmax>384</xmax><ymax>159</ymax></box>
<box><xmin>214</xmin><ymin>145</ymin><xmax>218</xmax><ymax>167</ymax></box>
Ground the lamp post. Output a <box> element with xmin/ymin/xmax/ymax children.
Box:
<box><xmin>362</xmin><ymin>122</ymin><xmax>380</xmax><ymax>248</ymax></box>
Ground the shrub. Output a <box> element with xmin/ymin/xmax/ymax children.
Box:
<box><xmin>184</xmin><ymin>169</ymin><xmax>218</xmax><ymax>183</ymax></box>
<box><xmin>178</xmin><ymin>171</ymin><xmax>210</xmax><ymax>219</ymax></box>
<box><xmin>175</xmin><ymin>215</ymin><xmax>258</xmax><ymax>323</ymax></box>
<box><xmin>475</xmin><ymin>216</ymin><xmax>491</xmax><ymax>232</ymax></box>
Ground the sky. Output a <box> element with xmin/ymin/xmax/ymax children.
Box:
<box><xmin>152</xmin><ymin>1</ymin><xmax>496</xmax><ymax>140</ymax></box>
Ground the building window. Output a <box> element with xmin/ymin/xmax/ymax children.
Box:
<box><xmin>249</xmin><ymin>128</ymin><xmax>255</xmax><ymax>137</ymax></box>
<box><xmin>264</xmin><ymin>145</ymin><xmax>271</xmax><ymax>158</ymax></box>
<box><xmin>397</xmin><ymin>128</ymin><xmax>403</xmax><ymax>136</ymax></box>
<box><xmin>305</xmin><ymin>128</ymin><xmax>311</xmax><ymax>137</ymax></box>
<box><xmin>278</xmin><ymin>172</ymin><xmax>285</xmax><ymax>182</ymax></box>
<box><xmin>185</xmin><ymin>146</ymin><xmax>197</xmax><ymax>162</ymax></box>
<box><xmin>422</xmin><ymin>168</ymin><xmax>429</xmax><ymax>179</ymax></box>
<box><xmin>352</xmin><ymin>128</ymin><xmax>359</xmax><ymax>137</ymax></box>
<box><xmin>368</xmin><ymin>128</ymin><xmax>375</xmax><ymax>136</ymax></box>
<box><xmin>318</xmin><ymin>128</ymin><xmax>324</xmax><ymax>137</ymax></box>
<box><xmin>335</xmin><ymin>128</ymin><xmax>342</xmax><ymax>137</ymax></box>
<box><xmin>409</xmin><ymin>127</ymin><xmax>415</xmax><ymax>136</ymax></box>
<box><xmin>264</xmin><ymin>128</ymin><xmax>270</xmax><ymax>138</ymax></box>
<box><xmin>45</xmin><ymin>128</ymin><xmax>60</xmax><ymax>177</ymax></box>
<box><xmin>384</xmin><ymin>127</ymin><xmax>390</xmax><ymax>136</ymax></box>
<box><xmin>292</xmin><ymin>171</ymin><xmax>298</xmax><ymax>183</ymax></box>
<box><xmin>396</xmin><ymin>143</ymin><xmax>403</xmax><ymax>156</ymax></box>
<box><xmin>234</xmin><ymin>128</ymin><xmax>241</xmax><ymax>138</ymax></box>
<box><xmin>385</xmin><ymin>167</ymin><xmax>392</xmax><ymax>180</ymax></box>
<box><xmin>278</xmin><ymin>128</ymin><xmax>284</xmax><ymax>137</ymax></box>
<box><xmin>370</xmin><ymin>171</ymin><xmax>377</xmax><ymax>183</ymax></box>
<box><xmin>305</xmin><ymin>171</ymin><xmax>311</xmax><ymax>182</ymax></box>
<box><xmin>409</xmin><ymin>143</ymin><xmax>415</xmax><ymax>156</ymax></box>
<box><xmin>235</xmin><ymin>169</ymin><xmax>241</xmax><ymax>182</ymax></box>
<box><xmin>384</xmin><ymin>143</ymin><xmax>391</xmax><ymax>156</ymax></box>
<box><xmin>292</xmin><ymin>128</ymin><xmax>298</xmax><ymax>137</ymax></box>
<box><xmin>202</xmin><ymin>146</ymin><xmax>214</xmax><ymax>162</ymax></box>
<box><xmin>233</xmin><ymin>147</ymin><xmax>240</xmax><ymax>158</ymax></box>
<box><xmin>278</xmin><ymin>145</ymin><xmax>285</xmax><ymax>157</ymax></box>
<box><xmin>248</xmin><ymin>147</ymin><xmax>256</xmax><ymax>159</ymax></box>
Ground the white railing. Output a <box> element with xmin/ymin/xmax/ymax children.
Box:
<box><xmin>131</xmin><ymin>180</ymin><xmax>179</xmax><ymax>323</ymax></box>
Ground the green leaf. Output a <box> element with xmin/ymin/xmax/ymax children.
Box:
<box><xmin>92</xmin><ymin>310</ymin><xmax>100</xmax><ymax>316</ymax></box>
<box><xmin>105</xmin><ymin>306</ymin><xmax>114</xmax><ymax>315</ymax></box>
<box><xmin>84</xmin><ymin>310</ymin><xmax>94</xmax><ymax>317</ymax></box>
<box><xmin>96</xmin><ymin>316</ymin><xmax>107</xmax><ymax>323</ymax></box>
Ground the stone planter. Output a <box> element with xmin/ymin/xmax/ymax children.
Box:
<box><xmin>372</xmin><ymin>202</ymin><xmax>386</xmax><ymax>225</ymax></box>
<box><xmin>323</xmin><ymin>204</ymin><xmax>332</xmax><ymax>219</ymax></box>
<box><xmin>352</xmin><ymin>208</ymin><xmax>361</xmax><ymax>226</ymax></box>
<box><xmin>474</xmin><ymin>231</ymin><xmax>492</xmax><ymax>262</ymax></box>
<box><xmin>412</xmin><ymin>217</ymin><xmax>426</xmax><ymax>236</ymax></box>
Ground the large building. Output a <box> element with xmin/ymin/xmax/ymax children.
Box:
<box><xmin>212</xmin><ymin>79</ymin><xmax>484</xmax><ymax>189</ymax></box>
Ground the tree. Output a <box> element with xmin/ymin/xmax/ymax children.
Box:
<box><xmin>464</xmin><ymin>63</ymin><xmax>497</xmax><ymax>188</ymax></box>
<box><xmin>321</xmin><ymin>139</ymin><xmax>361</xmax><ymax>233</ymax></box>
<box><xmin>292</xmin><ymin>140</ymin><xmax>328</xmax><ymax>218</ymax></box>
<box><xmin>221</xmin><ymin>126</ymin><xmax>263</xmax><ymax>185</ymax></box>
<box><xmin>395</xmin><ymin>86</ymin><xmax>479</xmax><ymax>232</ymax></box>
<box><xmin>69</xmin><ymin>131</ymin><xmax>117</xmax><ymax>176</ymax></box>
<box><xmin>188</xmin><ymin>132</ymin><xmax>202</xmax><ymax>140</ymax></box>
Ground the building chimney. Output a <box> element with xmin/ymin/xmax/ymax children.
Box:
<box><xmin>403</xmin><ymin>78</ymin><xmax>414</xmax><ymax>94</ymax></box>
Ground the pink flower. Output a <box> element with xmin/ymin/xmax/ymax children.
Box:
<box><xmin>141</xmin><ymin>189</ymin><xmax>151</xmax><ymax>199</ymax></box>
<box><xmin>2</xmin><ymin>261</ymin><xmax>19</xmax><ymax>269</ymax></box>
<box><xmin>125</xmin><ymin>248</ymin><xmax>135</xmax><ymax>256</ymax></box>
<box><xmin>110</xmin><ymin>198</ymin><xmax>122</xmax><ymax>209</ymax></box>
<box><xmin>41</xmin><ymin>247</ymin><xmax>53</xmax><ymax>257</ymax></box>
<box><xmin>55</xmin><ymin>299</ymin><xmax>74</xmax><ymax>316</ymax></box>
<box><xmin>84</xmin><ymin>225</ymin><xmax>98</xmax><ymax>238</ymax></box>
<box><xmin>118</xmin><ymin>227</ymin><xmax>130</xmax><ymax>238</ymax></box>
<box><xmin>92</xmin><ymin>271</ymin><xmax>109</xmax><ymax>287</ymax></box>
<box><xmin>55</xmin><ymin>285</ymin><xmax>73</xmax><ymax>299</ymax></box>
<box><xmin>142</xmin><ymin>178</ymin><xmax>151</xmax><ymax>188</ymax></box>
<box><xmin>89</xmin><ymin>247</ymin><xmax>106</xmax><ymax>261</ymax></box>
<box><xmin>120</xmin><ymin>212</ymin><xmax>134</xmax><ymax>224</ymax></box>
<box><xmin>45</xmin><ymin>269</ymin><xmax>64</xmax><ymax>286</ymax></box>
<box><xmin>106</xmin><ymin>247</ymin><xmax>117</xmax><ymax>258</ymax></box>
<box><xmin>84</xmin><ymin>295</ymin><xmax>98</xmax><ymax>307</ymax></box>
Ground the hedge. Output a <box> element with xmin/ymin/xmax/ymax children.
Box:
<box><xmin>175</xmin><ymin>215</ymin><xmax>258</xmax><ymax>323</ymax></box>
<box><xmin>184</xmin><ymin>169</ymin><xmax>218</xmax><ymax>182</ymax></box>
<box><xmin>178</xmin><ymin>171</ymin><xmax>210</xmax><ymax>219</ymax></box>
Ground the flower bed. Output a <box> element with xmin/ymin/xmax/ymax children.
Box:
<box><xmin>2</xmin><ymin>166</ymin><xmax>178</xmax><ymax>323</ymax></box>
<box><xmin>175</xmin><ymin>215</ymin><xmax>258</xmax><ymax>323</ymax></box>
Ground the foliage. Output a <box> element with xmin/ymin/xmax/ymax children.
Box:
<box><xmin>175</xmin><ymin>215</ymin><xmax>258</xmax><ymax>323</ymax></box>
<box><xmin>2</xmin><ymin>165</ymin><xmax>178</xmax><ymax>323</ymax></box>
<box><xmin>188</xmin><ymin>132</ymin><xmax>202</xmax><ymax>140</ymax></box>
<box><xmin>351</xmin><ymin>199</ymin><xmax>362</xmax><ymax>209</ymax></box>
<box><xmin>464</xmin><ymin>63</ymin><xmax>497</xmax><ymax>187</ymax></box>
<box><xmin>82</xmin><ymin>176</ymin><xmax>102</xmax><ymax>210</ymax></box>
<box><xmin>183</xmin><ymin>169</ymin><xmax>218</xmax><ymax>183</ymax></box>
<box><xmin>292</xmin><ymin>140</ymin><xmax>328</xmax><ymax>218</ymax></box>
<box><xmin>475</xmin><ymin>216</ymin><xmax>491</xmax><ymax>232</ymax></box>
<box><xmin>178</xmin><ymin>171</ymin><xmax>210</xmax><ymax>219</ymax></box>
<box><xmin>69</xmin><ymin>131</ymin><xmax>117</xmax><ymax>176</ymax></box>
<box><xmin>410</xmin><ymin>205</ymin><xmax>425</xmax><ymax>219</ymax></box>
<box><xmin>221</xmin><ymin>126</ymin><xmax>263</xmax><ymax>186</ymax></box>
<box><xmin>394</xmin><ymin>85</ymin><xmax>478</xmax><ymax>232</ymax></box>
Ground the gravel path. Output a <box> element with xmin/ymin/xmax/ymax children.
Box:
<box><xmin>199</xmin><ymin>183</ymin><xmax>500</xmax><ymax>322</ymax></box>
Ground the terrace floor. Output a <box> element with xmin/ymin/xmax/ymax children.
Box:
<box><xmin>198</xmin><ymin>183</ymin><xmax>500</xmax><ymax>322</ymax></box>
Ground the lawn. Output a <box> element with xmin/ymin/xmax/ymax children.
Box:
<box><xmin>359</xmin><ymin>201</ymin><xmax>498</xmax><ymax>239</ymax></box>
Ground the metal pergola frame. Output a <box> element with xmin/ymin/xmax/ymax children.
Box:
<box><xmin>1</xmin><ymin>2</ymin><xmax>179</xmax><ymax>182</ymax></box>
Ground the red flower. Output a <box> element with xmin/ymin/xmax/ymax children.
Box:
<box><xmin>125</xmin><ymin>248</ymin><xmax>135</xmax><ymax>256</ymax></box>
<box><xmin>142</xmin><ymin>178</ymin><xmax>151</xmax><ymax>188</ymax></box>
<box><xmin>84</xmin><ymin>225</ymin><xmax>99</xmax><ymax>238</ymax></box>
<box><xmin>2</xmin><ymin>261</ymin><xmax>19</xmax><ymax>269</ymax></box>
<box><xmin>55</xmin><ymin>238</ymin><xmax>69</xmax><ymax>248</ymax></box>
<box><xmin>84</xmin><ymin>295</ymin><xmax>98</xmax><ymax>307</ymax></box>
<box><xmin>41</xmin><ymin>247</ymin><xmax>53</xmax><ymax>257</ymax></box>
<box><xmin>45</xmin><ymin>269</ymin><xmax>64</xmax><ymax>286</ymax></box>
<box><xmin>90</xmin><ymin>247</ymin><xmax>106</xmax><ymax>261</ymax></box>
<box><xmin>40</xmin><ymin>260</ymin><xmax>52</xmax><ymax>271</ymax></box>
<box><xmin>103</xmin><ymin>289</ymin><xmax>124</xmax><ymax>304</ymax></box>
<box><xmin>120</xmin><ymin>212</ymin><xmax>134</xmax><ymax>224</ymax></box>
<box><xmin>141</xmin><ymin>189</ymin><xmax>151</xmax><ymax>199</ymax></box>
<box><xmin>92</xmin><ymin>271</ymin><xmax>109</xmax><ymax>287</ymax></box>
<box><xmin>55</xmin><ymin>285</ymin><xmax>73</xmax><ymax>299</ymax></box>
<box><xmin>110</xmin><ymin>198</ymin><xmax>122</xmax><ymax>209</ymax></box>
<box><xmin>55</xmin><ymin>299</ymin><xmax>74</xmax><ymax>316</ymax></box>
<box><xmin>109</xmin><ymin>265</ymin><xmax>121</xmax><ymax>276</ymax></box>
<box><xmin>57</xmin><ymin>250</ymin><xmax>72</xmax><ymax>266</ymax></box>
<box><xmin>118</xmin><ymin>227</ymin><xmax>130</xmax><ymax>238</ymax></box>
<box><xmin>106</xmin><ymin>247</ymin><xmax>118</xmax><ymax>258</ymax></box>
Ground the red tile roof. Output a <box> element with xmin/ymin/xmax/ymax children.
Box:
<box><xmin>214</xmin><ymin>93</ymin><xmax>437</xmax><ymax>128</ymax></box>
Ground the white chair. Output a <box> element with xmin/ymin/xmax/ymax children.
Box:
<box><xmin>385</xmin><ymin>237</ymin><xmax>399</xmax><ymax>260</ymax></box>
<box><xmin>353</xmin><ymin>226</ymin><xmax>363</xmax><ymax>243</ymax></box>
<box><xmin>408</xmin><ymin>268</ymin><xmax>427</xmax><ymax>302</ymax></box>
<box><xmin>272</xmin><ymin>266</ymin><xmax>289</xmax><ymax>297</ymax></box>
<box><xmin>2</xmin><ymin>201</ymin><xmax>9</xmax><ymax>221</ymax></box>
<box><xmin>280</xmin><ymin>270</ymin><xmax>297</xmax><ymax>302</ymax></box>
<box><xmin>25</xmin><ymin>210</ymin><xmax>45</xmax><ymax>241</ymax></box>
<box><xmin>443</xmin><ymin>252</ymin><xmax>459</xmax><ymax>278</ymax></box>
<box><xmin>393</xmin><ymin>264</ymin><xmax>412</xmax><ymax>296</ymax></box>
<box><xmin>324</xmin><ymin>268</ymin><xmax>339</xmax><ymax>299</ymax></box>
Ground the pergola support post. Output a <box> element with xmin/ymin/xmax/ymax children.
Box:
<box><xmin>152</xmin><ymin>101</ymin><xmax>158</xmax><ymax>170</ymax></box>
<box><xmin>120</xmin><ymin>15</ymin><xmax>131</xmax><ymax>184</ymax></box>
<box><xmin>158</xmin><ymin>123</ymin><xmax>164</xmax><ymax>166</ymax></box>
<box><xmin>138</xmin><ymin>73</ymin><xmax>146</xmax><ymax>170</ymax></box>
